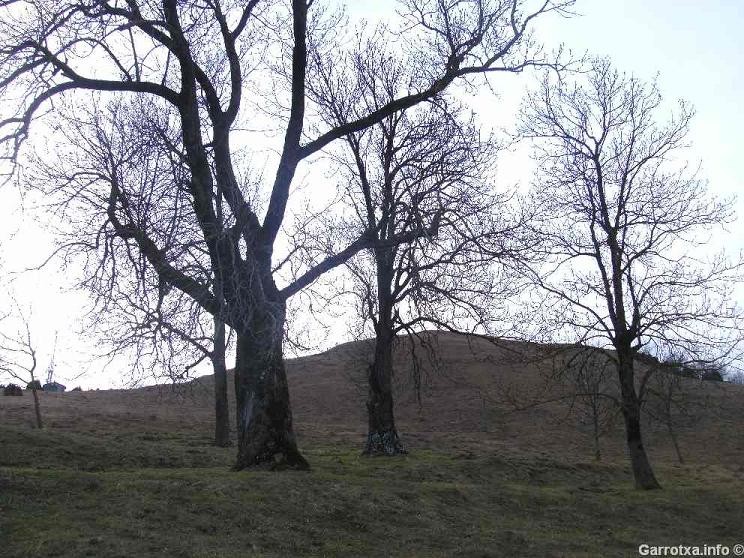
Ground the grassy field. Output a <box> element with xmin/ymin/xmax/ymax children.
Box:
<box><xmin>2</xmin><ymin>333</ymin><xmax>743</xmax><ymax>557</ymax></box>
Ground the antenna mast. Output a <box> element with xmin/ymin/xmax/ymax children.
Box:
<box><xmin>46</xmin><ymin>332</ymin><xmax>58</xmax><ymax>385</ymax></box>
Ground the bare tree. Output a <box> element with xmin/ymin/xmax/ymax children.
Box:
<box><xmin>301</xmin><ymin>28</ymin><xmax>536</xmax><ymax>455</ymax></box>
<box><xmin>343</xmin><ymin>109</ymin><xmax>499</xmax><ymax>455</ymax></box>
<box><xmin>333</xmin><ymin>105</ymin><xmax>519</xmax><ymax>454</ymax></box>
<box><xmin>0</xmin><ymin>0</ymin><xmax>572</xmax><ymax>470</ymax></box>
<box><xmin>86</xmin><ymin>253</ymin><xmax>235</xmax><ymax>446</ymax></box>
<box><xmin>519</xmin><ymin>57</ymin><xmax>743</xmax><ymax>489</ymax></box>
<box><xmin>642</xmin><ymin>351</ymin><xmax>719</xmax><ymax>465</ymax></box>
<box><xmin>0</xmin><ymin>305</ymin><xmax>44</xmax><ymax>429</ymax></box>
<box><xmin>644</xmin><ymin>364</ymin><xmax>687</xmax><ymax>464</ymax></box>
<box><xmin>557</xmin><ymin>347</ymin><xmax>618</xmax><ymax>461</ymax></box>
<box><xmin>66</xmin><ymin>103</ymin><xmax>235</xmax><ymax>447</ymax></box>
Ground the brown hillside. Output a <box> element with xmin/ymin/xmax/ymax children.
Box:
<box><xmin>2</xmin><ymin>331</ymin><xmax>743</xmax><ymax>468</ymax></box>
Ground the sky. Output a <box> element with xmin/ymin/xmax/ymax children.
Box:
<box><xmin>0</xmin><ymin>0</ymin><xmax>742</xmax><ymax>389</ymax></box>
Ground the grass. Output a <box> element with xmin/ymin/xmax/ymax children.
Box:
<box><xmin>3</xmin><ymin>333</ymin><xmax>743</xmax><ymax>556</ymax></box>
<box><xmin>2</xmin><ymin>426</ymin><xmax>743</xmax><ymax>557</ymax></box>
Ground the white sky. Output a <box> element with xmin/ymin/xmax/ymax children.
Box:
<box><xmin>0</xmin><ymin>0</ymin><xmax>742</xmax><ymax>389</ymax></box>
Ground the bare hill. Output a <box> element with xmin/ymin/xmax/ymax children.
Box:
<box><xmin>4</xmin><ymin>331</ymin><xmax>744</xmax><ymax>557</ymax></box>
<box><xmin>3</xmin><ymin>331</ymin><xmax>743</xmax><ymax>467</ymax></box>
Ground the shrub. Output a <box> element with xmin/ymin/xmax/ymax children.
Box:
<box><xmin>26</xmin><ymin>380</ymin><xmax>42</xmax><ymax>390</ymax></box>
<box><xmin>3</xmin><ymin>384</ymin><xmax>23</xmax><ymax>396</ymax></box>
<box><xmin>72</xmin><ymin>386</ymin><xmax>83</xmax><ymax>392</ymax></box>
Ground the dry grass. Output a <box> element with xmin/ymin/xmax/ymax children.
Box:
<box><xmin>1</xmin><ymin>332</ymin><xmax>743</xmax><ymax>557</ymax></box>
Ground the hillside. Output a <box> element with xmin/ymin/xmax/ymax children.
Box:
<box><xmin>2</xmin><ymin>332</ymin><xmax>744</xmax><ymax>557</ymax></box>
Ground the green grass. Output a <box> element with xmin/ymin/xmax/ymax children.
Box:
<box><xmin>1</xmin><ymin>426</ymin><xmax>743</xmax><ymax>557</ymax></box>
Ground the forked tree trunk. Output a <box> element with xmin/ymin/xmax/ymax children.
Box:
<box><xmin>233</xmin><ymin>299</ymin><xmax>308</xmax><ymax>470</ymax></box>
<box><xmin>364</xmin><ymin>327</ymin><xmax>406</xmax><ymax>456</ymax></box>
<box><xmin>617</xmin><ymin>352</ymin><xmax>661</xmax><ymax>489</ymax></box>
<box><xmin>212</xmin><ymin>315</ymin><xmax>231</xmax><ymax>447</ymax></box>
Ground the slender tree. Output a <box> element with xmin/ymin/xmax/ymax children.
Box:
<box><xmin>65</xmin><ymin>102</ymin><xmax>235</xmax><ymax>447</ymax></box>
<box><xmin>560</xmin><ymin>347</ymin><xmax>618</xmax><ymax>461</ymax></box>
<box><xmin>642</xmin><ymin>351</ymin><xmax>717</xmax><ymax>465</ymax></box>
<box><xmin>0</xmin><ymin>305</ymin><xmax>44</xmax><ymax>429</ymax></box>
<box><xmin>85</xmin><ymin>253</ymin><xmax>235</xmax><ymax>446</ymax></box>
<box><xmin>519</xmin><ymin>58</ymin><xmax>742</xmax><ymax>488</ymax></box>
<box><xmin>0</xmin><ymin>0</ymin><xmax>572</xmax><ymax>470</ymax></box>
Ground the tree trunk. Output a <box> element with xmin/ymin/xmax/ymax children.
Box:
<box><xmin>668</xmin><ymin>422</ymin><xmax>684</xmax><ymax>464</ymax></box>
<box><xmin>364</xmin><ymin>245</ymin><xmax>406</xmax><ymax>457</ymax></box>
<box><xmin>617</xmin><ymin>352</ymin><xmax>661</xmax><ymax>489</ymax></box>
<box><xmin>364</xmin><ymin>328</ymin><xmax>406</xmax><ymax>456</ymax></box>
<box><xmin>211</xmin><ymin>186</ymin><xmax>230</xmax><ymax>448</ymax></box>
<box><xmin>233</xmin><ymin>299</ymin><xmax>308</xmax><ymax>470</ymax></box>
<box><xmin>592</xmin><ymin>404</ymin><xmax>601</xmax><ymax>462</ymax></box>
<box><xmin>213</xmin><ymin>315</ymin><xmax>231</xmax><ymax>447</ymax></box>
<box><xmin>31</xmin><ymin>387</ymin><xmax>43</xmax><ymax>429</ymax></box>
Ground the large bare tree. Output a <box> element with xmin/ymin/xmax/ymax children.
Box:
<box><xmin>0</xmin><ymin>0</ymin><xmax>572</xmax><ymax>469</ymax></box>
<box><xmin>302</xmin><ymin>26</ymin><xmax>531</xmax><ymax>456</ymax></box>
<box><xmin>332</xmin><ymin>104</ymin><xmax>516</xmax><ymax>454</ymax></box>
<box><xmin>341</xmin><ymin>108</ymin><xmax>501</xmax><ymax>454</ymax></box>
<box><xmin>519</xmin><ymin>58</ymin><xmax>743</xmax><ymax>489</ymax></box>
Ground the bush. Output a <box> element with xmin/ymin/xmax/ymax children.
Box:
<box><xmin>26</xmin><ymin>380</ymin><xmax>42</xmax><ymax>390</ymax></box>
<box><xmin>3</xmin><ymin>384</ymin><xmax>23</xmax><ymax>396</ymax></box>
<box><xmin>71</xmin><ymin>386</ymin><xmax>83</xmax><ymax>392</ymax></box>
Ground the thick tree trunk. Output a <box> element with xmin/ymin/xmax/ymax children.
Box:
<box><xmin>233</xmin><ymin>300</ymin><xmax>308</xmax><ymax>470</ymax></box>
<box><xmin>364</xmin><ymin>328</ymin><xmax>406</xmax><ymax>456</ymax></box>
<box><xmin>617</xmin><ymin>352</ymin><xmax>661</xmax><ymax>489</ymax></box>
<box><xmin>212</xmin><ymin>316</ymin><xmax>231</xmax><ymax>447</ymax></box>
<box><xmin>364</xmin><ymin>245</ymin><xmax>406</xmax><ymax>456</ymax></box>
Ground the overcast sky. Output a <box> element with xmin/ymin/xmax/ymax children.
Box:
<box><xmin>0</xmin><ymin>0</ymin><xmax>741</xmax><ymax>389</ymax></box>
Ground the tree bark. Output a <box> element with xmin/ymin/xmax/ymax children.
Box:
<box><xmin>617</xmin><ymin>352</ymin><xmax>661</xmax><ymax>489</ymax></box>
<box><xmin>364</xmin><ymin>247</ymin><xmax>406</xmax><ymax>456</ymax></box>
<box><xmin>212</xmin><ymin>178</ymin><xmax>231</xmax><ymax>448</ymax></box>
<box><xmin>212</xmin><ymin>315</ymin><xmax>231</xmax><ymax>447</ymax></box>
<box><xmin>364</xmin><ymin>330</ymin><xmax>406</xmax><ymax>456</ymax></box>
<box><xmin>233</xmin><ymin>299</ymin><xmax>308</xmax><ymax>470</ymax></box>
